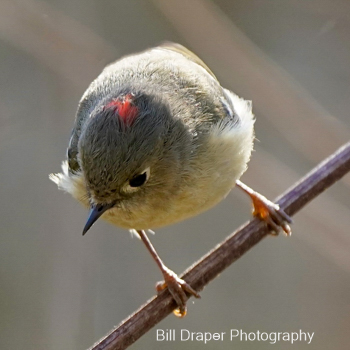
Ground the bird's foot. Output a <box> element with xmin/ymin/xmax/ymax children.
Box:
<box><xmin>251</xmin><ymin>193</ymin><xmax>292</xmax><ymax>236</ymax></box>
<box><xmin>236</xmin><ymin>180</ymin><xmax>292</xmax><ymax>236</ymax></box>
<box><xmin>156</xmin><ymin>266</ymin><xmax>200</xmax><ymax>317</ymax></box>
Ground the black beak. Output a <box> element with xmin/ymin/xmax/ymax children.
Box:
<box><xmin>82</xmin><ymin>202</ymin><xmax>115</xmax><ymax>236</ymax></box>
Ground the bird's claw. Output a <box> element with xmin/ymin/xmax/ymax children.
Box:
<box><xmin>156</xmin><ymin>266</ymin><xmax>200</xmax><ymax>317</ymax></box>
<box><xmin>251</xmin><ymin>193</ymin><xmax>292</xmax><ymax>236</ymax></box>
<box><xmin>235</xmin><ymin>180</ymin><xmax>292</xmax><ymax>235</ymax></box>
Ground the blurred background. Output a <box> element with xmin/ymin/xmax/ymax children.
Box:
<box><xmin>1</xmin><ymin>0</ymin><xmax>350</xmax><ymax>349</ymax></box>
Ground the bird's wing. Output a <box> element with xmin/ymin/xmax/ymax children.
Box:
<box><xmin>67</xmin><ymin>132</ymin><xmax>80</xmax><ymax>173</ymax></box>
<box><xmin>158</xmin><ymin>42</ymin><xmax>218</xmax><ymax>81</ymax></box>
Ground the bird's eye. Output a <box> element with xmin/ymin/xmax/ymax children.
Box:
<box><xmin>128</xmin><ymin>167</ymin><xmax>150</xmax><ymax>188</ymax></box>
<box><xmin>129</xmin><ymin>173</ymin><xmax>147</xmax><ymax>187</ymax></box>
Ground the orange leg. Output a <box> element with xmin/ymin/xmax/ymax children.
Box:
<box><xmin>136</xmin><ymin>229</ymin><xmax>200</xmax><ymax>317</ymax></box>
<box><xmin>236</xmin><ymin>180</ymin><xmax>292</xmax><ymax>236</ymax></box>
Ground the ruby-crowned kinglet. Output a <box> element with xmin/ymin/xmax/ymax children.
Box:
<box><xmin>50</xmin><ymin>43</ymin><xmax>291</xmax><ymax>316</ymax></box>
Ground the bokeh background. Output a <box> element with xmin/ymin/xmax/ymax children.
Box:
<box><xmin>1</xmin><ymin>0</ymin><xmax>350</xmax><ymax>349</ymax></box>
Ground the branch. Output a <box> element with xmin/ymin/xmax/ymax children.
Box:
<box><xmin>88</xmin><ymin>141</ymin><xmax>350</xmax><ymax>350</ymax></box>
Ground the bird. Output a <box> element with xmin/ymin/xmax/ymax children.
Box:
<box><xmin>50</xmin><ymin>43</ymin><xmax>291</xmax><ymax>317</ymax></box>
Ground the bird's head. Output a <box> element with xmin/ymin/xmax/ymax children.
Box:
<box><xmin>77</xmin><ymin>91</ymin><xmax>192</xmax><ymax>233</ymax></box>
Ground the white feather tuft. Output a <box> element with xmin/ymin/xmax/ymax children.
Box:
<box><xmin>49</xmin><ymin>161</ymin><xmax>89</xmax><ymax>207</ymax></box>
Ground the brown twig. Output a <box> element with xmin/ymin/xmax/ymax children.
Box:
<box><xmin>88</xmin><ymin>141</ymin><xmax>350</xmax><ymax>350</ymax></box>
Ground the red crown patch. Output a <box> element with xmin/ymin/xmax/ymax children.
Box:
<box><xmin>105</xmin><ymin>94</ymin><xmax>138</xmax><ymax>126</ymax></box>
